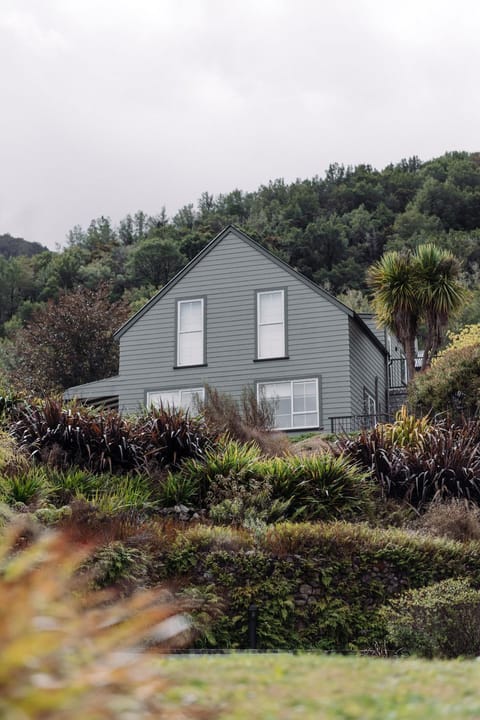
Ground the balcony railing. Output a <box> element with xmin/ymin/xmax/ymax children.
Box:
<box><xmin>388</xmin><ymin>358</ymin><xmax>407</xmax><ymax>389</ymax></box>
<box><xmin>329</xmin><ymin>413</ymin><xmax>392</xmax><ymax>434</ymax></box>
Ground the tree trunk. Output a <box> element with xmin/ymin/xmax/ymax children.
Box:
<box><xmin>404</xmin><ymin>338</ymin><xmax>417</xmax><ymax>382</ymax></box>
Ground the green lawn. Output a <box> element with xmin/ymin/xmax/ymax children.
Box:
<box><xmin>160</xmin><ymin>653</ymin><xmax>480</xmax><ymax>719</ymax></box>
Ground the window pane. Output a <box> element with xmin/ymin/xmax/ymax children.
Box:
<box><xmin>260</xmin><ymin>382</ymin><xmax>291</xmax><ymax>400</ymax></box>
<box><xmin>179</xmin><ymin>300</ymin><xmax>202</xmax><ymax>332</ymax></box>
<box><xmin>148</xmin><ymin>391</ymin><xmax>178</xmax><ymax>409</ymax></box>
<box><xmin>178</xmin><ymin>331</ymin><xmax>203</xmax><ymax>365</ymax></box>
<box><xmin>258</xmin><ymin>323</ymin><xmax>284</xmax><ymax>358</ymax></box>
<box><xmin>259</xmin><ymin>382</ymin><xmax>291</xmax><ymax>429</ymax></box>
<box><xmin>180</xmin><ymin>388</ymin><xmax>205</xmax><ymax>412</ymax></box>
<box><xmin>259</xmin><ymin>291</ymin><xmax>283</xmax><ymax>324</ymax></box>
<box><xmin>293</xmin><ymin>381</ymin><xmax>317</xmax><ymax>413</ymax></box>
<box><xmin>293</xmin><ymin>412</ymin><xmax>318</xmax><ymax>428</ymax></box>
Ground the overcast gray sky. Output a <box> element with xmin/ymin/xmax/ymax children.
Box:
<box><xmin>1</xmin><ymin>0</ymin><xmax>479</xmax><ymax>249</ymax></box>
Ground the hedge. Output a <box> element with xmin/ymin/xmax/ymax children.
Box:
<box><xmin>158</xmin><ymin>522</ymin><xmax>480</xmax><ymax>651</ymax></box>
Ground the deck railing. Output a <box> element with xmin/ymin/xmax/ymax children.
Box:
<box><xmin>388</xmin><ymin>358</ymin><xmax>407</xmax><ymax>389</ymax></box>
<box><xmin>329</xmin><ymin>413</ymin><xmax>392</xmax><ymax>434</ymax></box>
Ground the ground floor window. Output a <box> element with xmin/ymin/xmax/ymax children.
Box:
<box><xmin>146</xmin><ymin>387</ymin><xmax>205</xmax><ymax>412</ymax></box>
<box><xmin>258</xmin><ymin>378</ymin><xmax>319</xmax><ymax>430</ymax></box>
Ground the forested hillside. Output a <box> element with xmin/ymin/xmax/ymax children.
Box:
<box><xmin>2</xmin><ymin>150</ymin><xmax>480</xmax><ymax>391</ymax></box>
<box><xmin>0</xmin><ymin>234</ymin><xmax>47</xmax><ymax>259</ymax></box>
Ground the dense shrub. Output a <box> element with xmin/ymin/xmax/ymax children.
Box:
<box><xmin>160</xmin><ymin>521</ymin><xmax>480</xmax><ymax>651</ymax></box>
<box><xmin>338</xmin><ymin>416</ymin><xmax>480</xmax><ymax>509</ymax></box>
<box><xmin>10</xmin><ymin>397</ymin><xmax>213</xmax><ymax>474</ymax></box>
<box><xmin>380</xmin><ymin>578</ymin><xmax>480</xmax><ymax>658</ymax></box>
<box><xmin>409</xmin><ymin>324</ymin><xmax>480</xmax><ymax>418</ymax></box>
<box><xmin>83</xmin><ymin>540</ymin><xmax>151</xmax><ymax>591</ymax></box>
<box><xmin>0</xmin><ymin>520</ymin><xmax>209</xmax><ymax>719</ymax></box>
<box><xmin>416</xmin><ymin>499</ymin><xmax>480</xmax><ymax>542</ymax></box>
<box><xmin>170</xmin><ymin>438</ymin><xmax>373</xmax><ymax>521</ymax></box>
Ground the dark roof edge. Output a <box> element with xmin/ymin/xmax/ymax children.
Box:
<box><xmin>114</xmin><ymin>224</ymin><xmax>358</xmax><ymax>339</ymax></box>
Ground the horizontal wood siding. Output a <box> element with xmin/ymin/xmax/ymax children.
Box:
<box><xmin>65</xmin><ymin>376</ymin><xmax>120</xmax><ymax>400</ymax></box>
<box><xmin>117</xmin><ymin>231</ymin><xmax>352</xmax><ymax>425</ymax></box>
<box><xmin>348</xmin><ymin>317</ymin><xmax>388</xmax><ymax>416</ymax></box>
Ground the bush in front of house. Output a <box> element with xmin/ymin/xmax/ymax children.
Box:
<box><xmin>409</xmin><ymin>324</ymin><xmax>480</xmax><ymax>419</ymax></box>
<box><xmin>198</xmin><ymin>384</ymin><xmax>291</xmax><ymax>456</ymax></box>
<box><xmin>9</xmin><ymin>397</ymin><xmax>215</xmax><ymax>474</ymax></box>
<box><xmin>338</xmin><ymin>415</ymin><xmax>480</xmax><ymax>509</ymax></box>
<box><xmin>167</xmin><ymin>437</ymin><xmax>374</xmax><ymax>522</ymax></box>
<box><xmin>379</xmin><ymin>577</ymin><xmax>480</xmax><ymax>658</ymax></box>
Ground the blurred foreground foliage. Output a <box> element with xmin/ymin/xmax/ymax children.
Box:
<box><xmin>0</xmin><ymin>518</ymin><xmax>214</xmax><ymax>720</ymax></box>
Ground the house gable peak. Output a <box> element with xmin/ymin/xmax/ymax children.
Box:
<box><xmin>114</xmin><ymin>224</ymin><xmax>355</xmax><ymax>340</ymax></box>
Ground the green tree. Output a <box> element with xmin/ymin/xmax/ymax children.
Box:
<box><xmin>10</xmin><ymin>284</ymin><xmax>130</xmax><ymax>393</ymax></box>
<box><xmin>126</xmin><ymin>236</ymin><xmax>186</xmax><ymax>288</ymax></box>
<box><xmin>368</xmin><ymin>245</ymin><xmax>467</xmax><ymax>379</ymax></box>
<box><xmin>368</xmin><ymin>250</ymin><xmax>420</xmax><ymax>380</ymax></box>
<box><xmin>415</xmin><ymin>244</ymin><xmax>467</xmax><ymax>368</ymax></box>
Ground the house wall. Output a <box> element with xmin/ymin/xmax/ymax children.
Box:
<box><xmin>348</xmin><ymin>317</ymin><xmax>388</xmax><ymax>417</ymax></box>
<box><xmin>116</xmin><ymin>230</ymin><xmax>353</xmax><ymax>427</ymax></box>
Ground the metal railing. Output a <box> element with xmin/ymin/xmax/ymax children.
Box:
<box><xmin>329</xmin><ymin>413</ymin><xmax>392</xmax><ymax>434</ymax></box>
<box><xmin>388</xmin><ymin>358</ymin><xmax>407</xmax><ymax>389</ymax></box>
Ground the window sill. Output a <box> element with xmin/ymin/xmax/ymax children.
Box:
<box><xmin>173</xmin><ymin>363</ymin><xmax>208</xmax><ymax>369</ymax></box>
<box><xmin>279</xmin><ymin>425</ymin><xmax>322</xmax><ymax>433</ymax></box>
<box><xmin>253</xmin><ymin>356</ymin><xmax>290</xmax><ymax>362</ymax></box>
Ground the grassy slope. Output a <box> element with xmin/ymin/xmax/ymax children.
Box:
<box><xmin>161</xmin><ymin>653</ymin><xmax>480</xmax><ymax>719</ymax></box>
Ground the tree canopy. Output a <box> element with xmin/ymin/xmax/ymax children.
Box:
<box><xmin>1</xmin><ymin>150</ymin><xmax>480</xmax><ymax>392</ymax></box>
<box><xmin>368</xmin><ymin>244</ymin><xmax>466</xmax><ymax>379</ymax></box>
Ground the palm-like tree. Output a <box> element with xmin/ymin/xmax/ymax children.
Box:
<box><xmin>368</xmin><ymin>250</ymin><xmax>420</xmax><ymax>381</ymax></box>
<box><xmin>414</xmin><ymin>244</ymin><xmax>467</xmax><ymax>369</ymax></box>
<box><xmin>368</xmin><ymin>244</ymin><xmax>467</xmax><ymax>380</ymax></box>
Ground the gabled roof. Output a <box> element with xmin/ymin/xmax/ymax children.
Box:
<box><xmin>114</xmin><ymin>225</ymin><xmax>385</xmax><ymax>354</ymax></box>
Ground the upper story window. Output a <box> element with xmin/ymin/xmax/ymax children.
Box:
<box><xmin>177</xmin><ymin>298</ymin><xmax>204</xmax><ymax>366</ymax></box>
<box><xmin>257</xmin><ymin>289</ymin><xmax>285</xmax><ymax>359</ymax></box>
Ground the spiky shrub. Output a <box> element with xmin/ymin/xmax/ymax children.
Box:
<box><xmin>379</xmin><ymin>578</ymin><xmax>480</xmax><ymax>658</ymax></box>
<box><xmin>10</xmin><ymin>398</ymin><xmax>214</xmax><ymax>475</ymax></box>
<box><xmin>175</xmin><ymin>438</ymin><xmax>261</xmax><ymax>504</ymax></box>
<box><xmin>338</xmin><ymin>418</ymin><xmax>480</xmax><ymax>509</ymax></box>
<box><xmin>381</xmin><ymin>406</ymin><xmax>431</xmax><ymax>448</ymax></box>
<box><xmin>158</xmin><ymin>471</ymin><xmax>201</xmax><ymax>508</ymax></box>
<box><xmin>0</xmin><ymin>467</ymin><xmax>53</xmax><ymax>506</ymax></box>
<box><xmin>173</xmin><ymin>439</ymin><xmax>373</xmax><ymax>522</ymax></box>
<box><xmin>133</xmin><ymin>404</ymin><xmax>212</xmax><ymax>471</ymax></box>
<box><xmin>11</xmin><ymin>398</ymin><xmax>141</xmax><ymax>472</ymax></box>
<box><xmin>0</xmin><ymin>520</ymin><xmax>212</xmax><ymax>719</ymax></box>
<box><xmin>259</xmin><ymin>453</ymin><xmax>374</xmax><ymax>521</ymax></box>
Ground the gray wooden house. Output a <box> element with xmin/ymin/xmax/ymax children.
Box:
<box><xmin>65</xmin><ymin>226</ymin><xmax>405</xmax><ymax>432</ymax></box>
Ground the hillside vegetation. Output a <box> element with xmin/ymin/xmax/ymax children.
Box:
<box><xmin>2</xmin><ymin>150</ymin><xmax>480</xmax><ymax>391</ymax></box>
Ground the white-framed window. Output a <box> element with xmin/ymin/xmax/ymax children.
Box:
<box><xmin>177</xmin><ymin>298</ymin><xmax>204</xmax><ymax>366</ymax></box>
<box><xmin>147</xmin><ymin>387</ymin><xmax>205</xmax><ymax>412</ymax></box>
<box><xmin>257</xmin><ymin>290</ymin><xmax>285</xmax><ymax>359</ymax></box>
<box><xmin>365</xmin><ymin>390</ymin><xmax>377</xmax><ymax>417</ymax></box>
<box><xmin>258</xmin><ymin>378</ymin><xmax>319</xmax><ymax>430</ymax></box>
